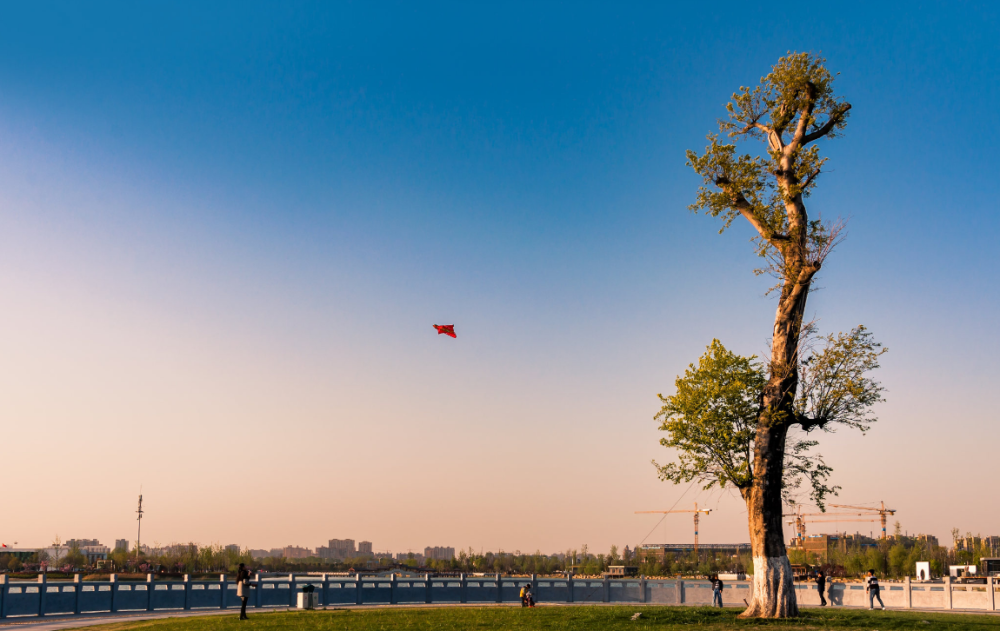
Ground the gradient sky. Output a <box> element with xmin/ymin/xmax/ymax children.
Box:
<box><xmin>1</xmin><ymin>1</ymin><xmax>998</xmax><ymax>555</ymax></box>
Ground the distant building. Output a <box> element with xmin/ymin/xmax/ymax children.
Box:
<box><xmin>47</xmin><ymin>541</ymin><xmax>111</xmax><ymax>565</ymax></box>
<box><xmin>282</xmin><ymin>545</ymin><xmax>312</xmax><ymax>559</ymax></box>
<box><xmin>986</xmin><ymin>536</ymin><xmax>1000</xmax><ymax>556</ymax></box>
<box><xmin>328</xmin><ymin>539</ymin><xmax>356</xmax><ymax>559</ymax></box>
<box><xmin>225</xmin><ymin>544</ymin><xmax>241</xmax><ymax>554</ymax></box>
<box><xmin>396</xmin><ymin>551</ymin><xmax>425</xmax><ymax>563</ymax></box>
<box><xmin>424</xmin><ymin>546</ymin><xmax>455</xmax><ymax>561</ymax></box>
<box><xmin>359</xmin><ymin>541</ymin><xmax>373</xmax><ymax>555</ymax></box>
<box><xmin>2</xmin><ymin>548</ymin><xmax>36</xmax><ymax>561</ymax></box>
<box><xmin>639</xmin><ymin>543</ymin><xmax>751</xmax><ymax>563</ymax></box>
<box><xmin>81</xmin><ymin>544</ymin><xmax>110</xmax><ymax>563</ymax></box>
<box><xmin>788</xmin><ymin>532</ymin><xmax>880</xmax><ymax>563</ymax></box>
<box><xmin>916</xmin><ymin>534</ymin><xmax>939</xmax><ymax>548</ymax></box>
<box><xmin>114</xmin><ymin>539</ymin><xmax>130</xmax><ymax>552</ymax></box>
<box><xmin>954</xmin><ymin>534</ymin><xmax>999</xmax><ymax>555</ymax></box>
<box><xmin>249</xmin><ymin>549</ymin><xmax>270</xmax><ymax>559</ymax></box>
<box><xmin>604</xmin><ymin>566</ymin><xmax>638</xmax><ymax>578</ymax></box>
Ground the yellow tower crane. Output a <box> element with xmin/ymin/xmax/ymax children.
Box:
<box><xmin>784</xmin><ymin>506</ymin><xmax>887</xmax><ymax>540</ymax></box>
<box><xmin>635</xmin><ymin>502</ymin><xmax>712</xmax><ymax>554</ymax></box>
<box><xmin>827</xmin><ymin>501</ymin><xmax>896</xmax><ymax>540</ymax></box>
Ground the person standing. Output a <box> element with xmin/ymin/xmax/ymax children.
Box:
<box><xmin>710</xmin><ymin>574</ymin><xmax>724</xmax><ymax>608</ymax></box>
<box><xmin>236</xmin><ymin>563</ymin><xmax>252</xmax><ymax>620</ymax></box>
<box><xmin>518</xmin><ymin>583</ymin><xmax>527</xmax><ymax>607</ymax></box>
<box><xmin>816</xmin><ymin>571</ymin><xmax>827</xmax><ymax>606</ymax></box>
<box><xmin>865</xmin><ymin>569</ymin><xmax>885</xmax><ymax>610</ymax></box>
<box><xmin>526</xmin><ymin>584</ymin><xmax>536</xmax><ymax>608</ymax></box>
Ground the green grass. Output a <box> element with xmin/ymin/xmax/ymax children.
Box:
<box><xmin>78</xmin><ymin>606</ymin><xmax>1000</xmax><ymax>631</ymax></box>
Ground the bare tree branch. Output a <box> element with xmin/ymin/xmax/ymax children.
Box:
<box><xmin>803</xmin><ymin>104</ymin><xmax>852</xmax><ymax>145</ymax></box>
<box><xmin>714</xmin><ymin>176</ymin><xmax>789</xmax><ymax>245</ymax></box>
<box><xmin>788</xmin><ymin>82</ymin><xmax>818</xmax><ymax>151</ymax></box>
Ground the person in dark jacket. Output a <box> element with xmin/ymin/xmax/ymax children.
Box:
<box><xmin>816</xmin><ymin>571</ymin><xmax>827</xmax><ymax>606</ymax></box>
<box><xmin>236</xmin><ymin>563</ymin><xmax>253</xmax><ymax>620</ymax></box>
<box><xmin>710</xmin><ymin>574</ymin><xmax>723</xmax><ymax>608</ymax></box>
<box><xmin>866</xmin><ymin>569</ymin><xmax>885</xmax><ymax>610</ymax></box>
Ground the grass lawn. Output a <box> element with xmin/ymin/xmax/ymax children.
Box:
<box><xmin>79</xmin><ymin>606</ymin><xmax>1000</xmax><ymax>631</ymax></box>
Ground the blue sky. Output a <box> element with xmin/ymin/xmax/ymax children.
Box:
<box><xmin>1</xmin><ymin>2</ymin><xmax>997</xmax><ymax>552</ymax></box>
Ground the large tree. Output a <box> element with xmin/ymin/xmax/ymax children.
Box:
<box><xmin>677</xmin><ymin>53</ymin><xmax>880</xmax><ymax>617</ymax></box>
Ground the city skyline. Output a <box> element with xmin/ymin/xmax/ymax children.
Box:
<box><xmin>1</xmin><ymin>2</ymin><xmax>998</xmax><ymax>554</ymax></box>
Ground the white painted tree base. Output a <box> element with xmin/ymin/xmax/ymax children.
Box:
<box><xmin>740</xmin><ymin>555</ymin><xmax>798</xmax><ymax>618</ymax></box>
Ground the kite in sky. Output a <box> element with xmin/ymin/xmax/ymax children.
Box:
<box><xmin>433</xmin><ymin>324</ymin><xmax>456</xmax><ymax>338</ymax></box>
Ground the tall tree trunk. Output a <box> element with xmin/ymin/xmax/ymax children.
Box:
<box><xmin>740</xmin><ymin>423</ymin><xmax>797</xmax><ymax>617</ymax></box>
<box><xmin>740</xmin><ymin>259</ymin><xmax>811</xmax><ymax>618</ymax></box>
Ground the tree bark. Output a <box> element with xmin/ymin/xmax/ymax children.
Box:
<box><xmin>740</xmin><ymin>423</ymin><xmax>797</xmax><ymax>617</ymax></box>
<box><xmin>740</xmin><ymin>244</ymin><xmax>812</xmax><ymax>618</ymax></box>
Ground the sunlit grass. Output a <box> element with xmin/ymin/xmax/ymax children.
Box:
<box><xmin>79</xmin><ymin>605</ymin><xmax>1000</xmax><ymax>631</ymax></box>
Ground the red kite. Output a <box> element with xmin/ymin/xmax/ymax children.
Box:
<box><xmin>433</xmin><ymin>324</ymin><xmax>456</xmax><ymax>338</ymax></box>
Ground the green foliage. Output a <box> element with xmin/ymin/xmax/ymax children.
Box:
<box><xmin>654</xmin><ymin>335</ymin><xmax>883</xmax><ymax>507</ymax></box>
<box><xmin>63</xmin><ymin>542</ymin><xmax>88</xmax><ymax>569</ymax></box>
<box><xmin>654</xmin><ymin>340</ymin><xmax>763</xmax><ymax>493</ymax></box>
<box><xmin>797</xmin><ymin>325</ymin><xmax>888</xmax><ymax>433</ymax></box>
<box><xmin>685</xmin><ymin>52</ymin><xmax>851</xmax><ymax>270</ymax></box>
<box><xmin>2</xmin><ymin>554</ymin><xmax>23</xmax><ymax>571</ymax></box>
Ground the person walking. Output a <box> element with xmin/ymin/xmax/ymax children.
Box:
<box><xmin>865</xmin><ymin>569</ymin><xmax>885</xmax><ymax>610</ymax></box>
<box><xmin>710</xmin><ymin>574</ymin><xmax>723</xmax><ymax>608</ymax></box>
<box><xmin>236</xmin><ymin>563</ymin><xmax>252</xmax><ymax>620</ymax></box>
<box><xmin>816</xmin><ymin>570</ymin><xmax>827</xmax><ymax>606</ymax></box>
<box><xmin>526</xmin><ymin>584</ymin><xmax>536</xmax><ymax>608</ymax></box>
<box><xmin>518</xmin><ymin>583</ymin><xmax>527</xmax><ymax>607</ymax></box>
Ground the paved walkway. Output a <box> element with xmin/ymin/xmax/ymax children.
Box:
<box><xmin>1</xmin><ymin>602</ymin><xmax>996</xmax><ymax>630</ymax></box>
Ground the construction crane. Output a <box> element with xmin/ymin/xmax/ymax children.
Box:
<box><xmin>635</xmin><ymin>502</ymin><xmax>712</xmax><ymax>553</ymax></box>
<box><xmin>787</xmin><ymin>516</ymin><xmax>878</xmax><ymax>539</ymax></box>
<box><xmin>135</xmin><ymin>492</ymin><xmax>144</xmax><ymax>564</ymax></box>
<box><xmin>784</xmin><ymin>506</ymin><xmax>889</xmax><ymax>540</ymax></box>
<box><xmin>827</xmin><ymin>501</ymin><xmax>896</xmax><ymax>540</ymax></box>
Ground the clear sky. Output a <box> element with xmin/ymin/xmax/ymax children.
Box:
<box><xmin>1</xmin><ymin>1</ymin><xmax>997</xmax><ymax>555</ymax></box>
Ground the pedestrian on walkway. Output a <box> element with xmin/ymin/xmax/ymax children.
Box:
<box><xmin>865</xmin><ymin>569</ymin><xmax>885</xmax><ymax>610</ymax></box>
<box><xmin>236</xmin><ymin>563</ymin><xmax>253</xmax><ymax>620</ymax></box>
<box><xmin>710</xmin><ymin>574</ymin><xmax>723</xmax><ymax>608</ymax></box>
<box><xmin>526</xmin><ymin>584</ymin><xmax>536</xmax><ymax>608</ymax></box>
<box><xmin>816</xmin><ymin>571</ymin><xmax>827</xmax><ymax>606</ymax></box>
<box><xmin>518</xmin><ymin>583</ymin><xmax>527</xmax><ymax>607</ymax></box>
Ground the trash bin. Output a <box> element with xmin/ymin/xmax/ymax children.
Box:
<box><xmin>297</xmin><ymin>585</ymin><xmax>318</xmax><ymax>609</ymax></box>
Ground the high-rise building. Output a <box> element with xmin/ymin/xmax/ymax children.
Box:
<box><xmin>114</xmin><ymin>539</ymin><xmax>129</xmax><ymax>552</ymax></box>
<box><xmin>916</xmin><ymin>534</ymin><xmax>939</xmax><ymax>548</ymax></box>
<box><xmin>282</xmin><ymin>545</ymin><xmax>312</xmax><ymax>559</ymax></box>
<box><xmin>424</xmin><ymin>546</ymin><xmax>455</xmax><ymax>561</ymax></box>
<box><xmin>985</xmin><ymin>536</ymin><xmax>1000</xmax><ymax>555</ymax></box>
<box><xmin>328</xmin><ymin>539</ymin><xmax>356</xmax><ymax>559</ymax></box>
<box><xmin>225</xmin><ymin>544</ymin><xmax>241</xmax><ymax>554</ymax></box>
<box><xmin>359</xmin><ymin>541</ymin><xmax>373</xmax><ymax>555</ymax></box>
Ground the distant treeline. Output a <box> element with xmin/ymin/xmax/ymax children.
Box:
<box><xmin>2</xmin><ymin>534</ymin><xmax>992</xmax><ymax>579</ymax></box>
